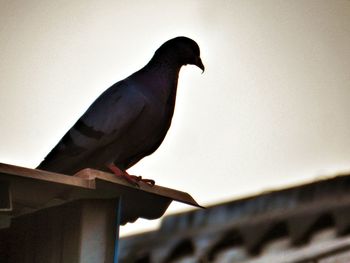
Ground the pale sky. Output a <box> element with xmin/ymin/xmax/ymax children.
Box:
<box><xmin>1</xmin><ymin>1</ymin><xmax>350</xmax><ymax>236</ymax></box>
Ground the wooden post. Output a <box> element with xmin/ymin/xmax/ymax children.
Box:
<box><xmin>0</xmin><ymin>181</ymin><xmax>11</xmax><ymax>212</ymax></box>
<box><xmin>7</xmin><ymin>198</ymin><xmax>120</xmax><ymax>263</ymax></box>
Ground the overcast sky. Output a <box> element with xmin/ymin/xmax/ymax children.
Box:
<box><xmin>1</xmin><ymin>1</ymin><xmax>350</xmax><ymax>236</ymax></box>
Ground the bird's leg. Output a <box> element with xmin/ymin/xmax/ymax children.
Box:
<box><xmin>107</xmin><ymin>163</ymin><xmax>155</xmax><ymax>187</ymax></box>
<box><xmin>107</xmin><ymin>163</ymin><xmax>139</xmax><ymax>186</ymax></box>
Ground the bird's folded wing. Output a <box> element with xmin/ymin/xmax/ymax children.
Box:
<box><xmin>38</xmin><ymin>82</ymin><xmax>146</xmax><ymax>168</ymax></box>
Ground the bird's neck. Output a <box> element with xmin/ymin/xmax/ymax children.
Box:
<box><xmin>140</xmin><ymin>57</ymin><xmax>182</xmax><ymax>104</ymax></box>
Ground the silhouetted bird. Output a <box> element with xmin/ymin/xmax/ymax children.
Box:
<box><xmin>37</xmin><ymin>36</ymin><xmax>204</xmax><ymax>186</ymax></box>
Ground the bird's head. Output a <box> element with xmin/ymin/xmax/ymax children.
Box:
<box><xmin>154</xmin><ymin>36</ymin><xmax>205</xmax><ymax>72</ymax></box>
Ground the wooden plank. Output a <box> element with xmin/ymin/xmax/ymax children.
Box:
<box><xmin>0</xmin><ymin>162</ymin><xmax>201</xmax><ymax>208</ymax></box>
<box><xmin>0</xmin><ymin>163</ymin><xmax>93</xmax><ymax>189</ymax></box>
<box><xmin>74</xmin><ymin>168</ymin><xmax>202</xmax><ymax>208</ymax></box>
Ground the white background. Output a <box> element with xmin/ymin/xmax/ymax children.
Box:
<box><xmin>1</xmin><ymin>1</ymin><xmax>349</xmax><ymax>236</ymax></box>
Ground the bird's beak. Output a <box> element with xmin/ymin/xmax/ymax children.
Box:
<box><xmin>195</xmin><ymin>57</ymin><xmax>205</xmax><ymax>73</ymax></box>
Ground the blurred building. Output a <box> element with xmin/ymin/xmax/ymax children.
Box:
<box><xmin>120</xmin><ymin>174</ymin><xmax>350</xmax><ymax>263</ymax></box>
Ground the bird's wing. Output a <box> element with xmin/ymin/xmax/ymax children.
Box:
<box><xmin>37</xmin><ymin>81</ymin><xmax>146</xmax><ymax>172</ymax></box>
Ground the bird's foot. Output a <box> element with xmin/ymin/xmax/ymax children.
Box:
<box><xmin>130</xmin><ymin>175</ymin><xmax>155</xmax><ymax>186</ymax></box>
<box><xmin>107</xmin><ymin>164</ymin><xmax>155</xmax><ymax>187</ymax></box>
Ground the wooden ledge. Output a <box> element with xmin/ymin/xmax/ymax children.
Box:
<box><xmin>0</xmin><ymin>162</ymin><xmax>201</xmax><ymax>225</ymax></box>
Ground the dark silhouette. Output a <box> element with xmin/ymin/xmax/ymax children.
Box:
<box><xmin>37</xmin><ymin>36</ymin><xmax>204</xmax><ymax>186</ymax></box>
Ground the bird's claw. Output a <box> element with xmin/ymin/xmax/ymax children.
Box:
<box><xmin>107</xmin><ymin>164</ymin><xmax>155</xmax><ymax>187</ymax></box>
<box><xmin>132</xmin><ymin>175</ymin><xmax>155</xmax><ymax>187</ymax></box>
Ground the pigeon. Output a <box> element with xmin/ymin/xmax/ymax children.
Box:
<box><xmin>37</xmin><ymin>36</ymin><xmax>204</xmax><ymax>186</ymax></box>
